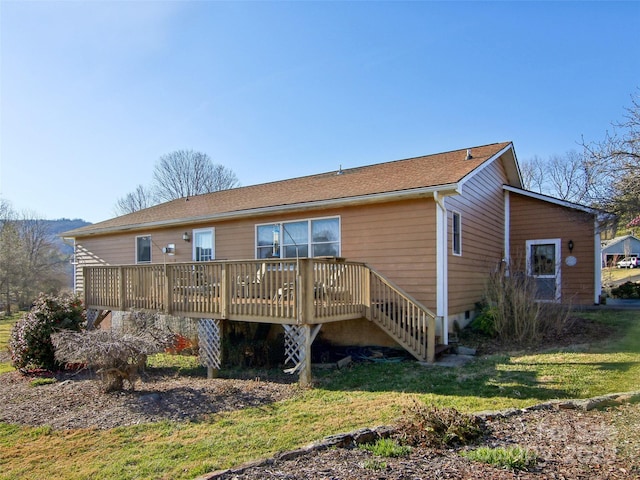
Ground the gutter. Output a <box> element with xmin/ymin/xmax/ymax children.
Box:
<box><xmin>64</xmin><ymin>183</ymin><xmax>461</xmax><ymax>238</ymax></box>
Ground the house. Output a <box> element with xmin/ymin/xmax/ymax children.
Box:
<box><xmin>601</xmin><ymin>235</ymin><xmax>640</xmax><ymax>267</ymax></box>
<box><xmin>62</xmin><ymin>142</ymin><xmax>604</xmax><ymax>384</ymax></box>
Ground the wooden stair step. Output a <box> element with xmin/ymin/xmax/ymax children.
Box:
<box><xmin>435</xmin><ymin>344</ymin><xmax>451</xmax><ymax>357</ymax></box>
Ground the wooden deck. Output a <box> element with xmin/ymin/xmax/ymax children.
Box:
<box><xmin>83</xmin><ymin>258</ymin><xmax>437</xmax><ymax>363</ymax></box>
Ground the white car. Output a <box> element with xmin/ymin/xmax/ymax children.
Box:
<box><xmin>616</xmin><ymin>257</ymin><xmax>639</xmax><ymax>268</ymax></box>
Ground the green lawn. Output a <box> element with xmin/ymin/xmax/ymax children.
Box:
<box><xmin>0</xmin><ymin>313</ymin><xmax>21</xmax><ymax>374</ymax></box>
<box><xmin>602</xmin><ymin>266</ymin><xmax>640</xmax><ymax>284</ymax></box>
<box><xmin>1</xmin><ymin>309</ymin><xmax>639</xmax><ymax>479</ymax></box>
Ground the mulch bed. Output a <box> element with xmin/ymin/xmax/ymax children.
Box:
<box><xmin>1</xmin><ymin>316</ymin><xmax>639</xmax><ymax>478</ymax></box>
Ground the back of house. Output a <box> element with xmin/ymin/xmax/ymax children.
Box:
<box><xmin>62</xmin><ymin>142</ymin><xmax>604</xmax><ymax>369</ymax></box>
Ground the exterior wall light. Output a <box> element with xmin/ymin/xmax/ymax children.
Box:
<box><xmin>183</xmin><ymin>232</ymin><xmax>191</xmax><ymax>242</ymax></box>
<box><xmin>568</xmin><ymin>240</ymin><xmax>574</xmax><ymax>253</ymax></box>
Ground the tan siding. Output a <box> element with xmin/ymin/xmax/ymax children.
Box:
<box><xmin>509</xmin><ymin>193</ymin><xmax>596</xmax><ymax>305</ymax></box>
<box><xmin>74</xmin><ymin>199</ymin><xmax>438</xmax><ymax>310</ymax></box>
<box><xmin>446</xmin><ymin>160</ymin><xmax>508</xmax><ymax>318</ymax></box>
<box><xmin>341</xmin><ymin>199</ymin><xmax>437</xmax><ymax>309</ymax></box>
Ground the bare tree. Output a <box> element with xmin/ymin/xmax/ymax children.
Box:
<box><xmin>152</xmin><ymin>150</ymin><xmax>239</xmax><ymax>203</ymax></box>
<box><xmin>520</xmin><ymin>150</ymin><xmax>607</xmax><ymax>205</ymax></box>
<box><xmin>0</xmin><ymin>201</ymin><xmax>66</xmax><ymax>313</ymax></box>
<box><xmin>113</xmin><ymin>150</ymin><xmax>239</xmax><ymax>213</ymax></box>
<box><xmin>582</xmin><ymin>90</ymin><xmax>640</xmax><ymax>222</ymax></box>
<box><xmin>114</xmin><ymin>184</ymin><xmax>154</xmax><ymax>216</ymax></box>
<box><xmin>16</xmin><ymin>212</ymin><xmax>67</xmax><ymax>307</ymax></box>
<box><xmin>0</xmin><ymin>200</ymin><xmax>20</xmax><ymax>314</ymax></box>
<box><xmin>520</xmin><ymin>155</ymin><xmax>546</xmax><ymax>193</ymax></box>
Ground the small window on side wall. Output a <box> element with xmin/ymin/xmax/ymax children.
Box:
<box><xmin>136</xmin><ymin>235</ymin><xmax>151</xmax><ymax>263</ymax></box>
<box><xmin>452</xmin><ymin>212</ymin><xmax>462</xmax><ymax>256</ymax></box>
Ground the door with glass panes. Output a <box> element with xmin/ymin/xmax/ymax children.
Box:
<box><xmin>526</xmin><ymin>239</ymin><xmax>561</xmax><ymax>302</ymax></box>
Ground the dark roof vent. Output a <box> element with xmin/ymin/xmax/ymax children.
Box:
<box><xmin>465</xmin><ymin>149</ymin><xmax>473</xmax><ymax>160</ymax></box>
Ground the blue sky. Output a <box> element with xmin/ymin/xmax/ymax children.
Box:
<box><xmin>1</xmin><ymin>1</ymin><xmax>638</xmax><ymax>223</ymax></box>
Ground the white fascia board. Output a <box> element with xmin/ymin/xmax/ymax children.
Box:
<box><xmin>66</xmin><ymin>184</ymin><xmax>461</xmax><ymax>238</ymax></box>
<box><xmin>502</xmin><ymin>185</ymin><xmax>602</xmax><ymax>215</ymax></box>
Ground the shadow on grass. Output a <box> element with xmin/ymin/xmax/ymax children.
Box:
<box><xmin>313</xmin><ymin>356</ymin><xmax>574</xmax><ymax>401</ymax></box>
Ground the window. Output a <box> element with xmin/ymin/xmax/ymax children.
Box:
<box><xmin>282</xmin><ymin>221</ymin><xmax>309</xmax><ymax>258</ymax></box>
<box><xmin>136</xmin><ymin>235</ymin><xmax>151</xmax><ymax>263</ymax></box>
<box><xmin>256</xmin><ymin>217</ymin><xmax>340</xmax><ymax>259</ymax></box>
<box><xmin>452</xmin><ymin>212</ymin><xmax>462</xmax><ymax>256</ymax></box>
<box><xmin>257</xmin><ymin>224</ymin><xmax>280</xmax><ymax>259</ymax></box>
<box><xmin>193</xmin><ymin>228</ymin><xmax>214</xmax><ymax>261</ymax></box>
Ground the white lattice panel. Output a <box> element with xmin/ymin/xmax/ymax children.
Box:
<box><xmin>198</xmin><ymin>318</ymin><xmax>222</xmax><ymax>369</ymax></box>
<box><xmin>283</xmin><ymin>324</ymin><xmax>306</xmax><ymax>373</ymax></box>
<box><xmin>86</xmin><ymin>309</ymin><xmax>99</xmax><ymax>330</ymax></box>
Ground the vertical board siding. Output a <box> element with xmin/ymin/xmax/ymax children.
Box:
<box><xmin>446</xmin><ymin>160</ymin><xmax>508</xmax><ymax>316</ymax></box>
<box><xmin>509</xmin><ymin>193</ymin><xmax>596</xmax><ymax>305</ymax></box>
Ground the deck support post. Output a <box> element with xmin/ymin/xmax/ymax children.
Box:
<box><xmin>299</xmin><ymin>324</ymin><xmax>313</xmax><ymax>387</ymax></box>
<box><xmin>198</xmin><ymin>318</ymin><xmax>222</xmax><ymax>379</ymax></box>
<box><xmin>283</xmin><ymin>323</ymin><xmax>321</xmax><ymax>386</ymax></box>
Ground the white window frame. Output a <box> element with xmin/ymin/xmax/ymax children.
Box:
<box><xmin>255</xmin><ymin>216</ymin><xmax>341</xmax><ymax>259</ymax></box>
<box><xmin>526</xmin><ymin>238</ymin><xmax>561</xmax><ymax>302</ymax></box>
<box><xmin>135</xmin><ymin>235</ymin><xmax>152</xmax><ymax>264</ymax></box>
<box><xmin>192</xmin><ymin>228</ymin><xmax>215</xmax><ymax>262</ymax></box>
<box><xmin>452</xmin><ymin>211</ymin><xmax>462</xmax><ymax>256</ymax></box>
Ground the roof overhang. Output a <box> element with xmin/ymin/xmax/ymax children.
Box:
<box><xmin>503</xmin><ymin>185</ymin><xmax>614</xmax><ymax>231</ymax></box>
<box><xmin>63</xmin><ymin>183</ymin><xmax>461</xmax><ymax>239</ymax></box>
<box><xmin>458</xmin><ymin>143</ymin><xmax>522</xmax><ymax>191</ymax></box>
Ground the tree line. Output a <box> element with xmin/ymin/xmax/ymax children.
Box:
<box><xmin>114</xmin><ymin>149</ymin><xmax>239</xmax><ymax>216</ymax></box>
<box><xmin>521</xmin><ymin>90</ymin><xmax>639</xmax><ymax>230</ymax></box>
<box><xmin>0</xmin><ymin>200</ymin><xmax>70</xmax><ymax>314</ymax></box>
<box><xmin>2</xmin><ymin>93</ymin><xmax>637</xmax><ymax>313</ymax></box>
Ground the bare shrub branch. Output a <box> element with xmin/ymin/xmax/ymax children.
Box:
<box><xmin>482</xmin><ymin>264</ymin><xmax>572</xmax><ymax>345</ymax></box>
<box><xmin>52</xmin><ymin>311</ymin><xmax>176</xmax><ymax>392</ymax></box>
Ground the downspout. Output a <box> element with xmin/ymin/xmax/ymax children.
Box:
<box><xmin>504</xmin><ymin>190</ymin><xmax>511</xmax><ymax>270</ymax></box>
<box><xmin>433</xmin><ymin>191</ymin><xmax>448</xmax><ymax>345</ymax></box>
<box><xmin>594</xmin><ymin>217</ymin><xmax>602</xmax><ymax>305</ymax></box>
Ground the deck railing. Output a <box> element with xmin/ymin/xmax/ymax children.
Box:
<box><xmin>84</xmin><ymin>259</ymin><xmax>369</xmax><ymax>323</ymax></box>
<box><xmin>83</xmin><ymin>258</ymin><xmax>436</xmax><ymax>361</ymax></box>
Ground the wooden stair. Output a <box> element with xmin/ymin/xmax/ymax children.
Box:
<box><xmin>366</xmin><ymin>267</ymin><xmax>437</xmax><ymax>363</ymax></box>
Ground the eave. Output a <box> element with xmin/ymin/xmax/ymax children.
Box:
<box><xmin>63</xmin><ymin>183</ymin><xmax>461</xmax><ymax>239</ymax></box>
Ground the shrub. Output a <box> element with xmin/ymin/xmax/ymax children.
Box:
<box><xmin>481</xmin><ymin>267</ymin><xmax>572</xmax><ymax>345</ymax></box>
<box><xmin>9</xmin><ymin>293</ymin><xmax>85</xmax><ymax>371</ymax></box>
<box><xmin>460</xmin><ymin>445</ymin><xmax>538</xmax><ymax>471</ymax></box>
<box><xmin>611</xmin><ymin>282</ymin><xmax>640</xmax><ymax>299</ymax></box>
<box><xmin>395</xmin><ymin>400</ymin><xmax>484</xmax><ymax>448</ymax></box>
<box><xmin>52</xmin><ymin>310</ymin><xmax>176</xmax><ymax>392</ymax></box>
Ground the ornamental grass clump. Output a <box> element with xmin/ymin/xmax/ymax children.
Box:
<box><xmin>9</xmin><ymin>293</ymin><xmax>85</xmax><ymax>371</ymax></box>
<box><xmin>360</xmin><ymin>438</ymin><xmax>412</xmax><ymax>458</ymax></box>
<box><xmin>52</xmin><ymin>311</ymin><xmax>176</xmax><ymax>392</ymax></box>
<box><xmin>461</xmin><ymin>445</ymin><xmax>538</xmax><ymax>471</ymax></box>
<box><xmin>473</xmin><ymin>265</ymin><xmax>572</xmax><ymax>345</ymax></box>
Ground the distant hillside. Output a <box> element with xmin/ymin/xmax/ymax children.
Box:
<box><xmin>45</xmin><ymin>218</ymin><xmax>92</xmax><ymax>255</ymax></box>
